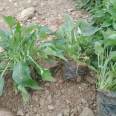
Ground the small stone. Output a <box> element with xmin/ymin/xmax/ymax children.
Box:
<box><xmin>17</xmin><ymin>7</ymin><xmax>35</xmax><ymax>21</ymax></box>
<box><xmin>14</xmin><ymin>2</ymin><xmax>18</xmax><ymax>7</ymax></box>
<box><xmin>17</xmin><ymin>109</ymin><xmax>24</xmax><ymax>116</ymax></box>
<box><xmin>0</xmin><ymin>109</ymin><xmax>14</xmax><ymax>116</ymax></box>
<box><xmin>0</xmin><ymin>8</ymin><xmax>4</xmax><ymax>12</ymax></box>
<box><xmin>81</xmin><ymin>99</ymin><xmax>88</xmax><ymax>104</ymax></box>
<box><xmin>27</xmin><ymin>0</ymin><xmax>31</xmax><ymax>3</ymax></box>
<box><xmin>67</xmin><ymin>8</ymin><xmax>74</xmax><ymax>12</ymax></box>
<box><xmin>9</xmin><ymin>0</ymin><xmax>12</xmax><ymax>2</ymax></box>
<box><xmin>65</xmin><ymin>99</ymin><xmax>71</xmax><ymax>104</ymax></box>
<box><xmin>47</xmin><ymin>105</ymin><xmax>54</xmax><ymax>111</ymax></box>
<box><xmin>57</xmin><ymin>113</ymin><xmax>63</xmax><ymax>116</ymax></box>
<box><xmin>79</xmin><ymin>107</ymin><xmax>95</xmax><ymax>116</ymax></box>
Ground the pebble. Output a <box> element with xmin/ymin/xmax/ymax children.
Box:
<box><xmin>0</xmin><ymin>109</ymin><xmax>14</xmax><ymax>116</ymax></box>
<box><xmin>79</xmin><ymin>107</ymin><xmax>95</xmax><ymax>116</ymax></box>
<box><xmin>14</xmin><ymin>2</ymin><xmax>18</xmax><ymax>7</ymax></box>
<box><xmin>9</xmin><ymin>0</ymin><xmax>12</xmax><ymax>2</ymax></box>
<box><xmin>47</xmin><ymin>105</ymin><xmax>54</xmax><ymax>111</ymax></box>
<box><xmin>57</xmin><ymin>113</ymin><xmax>63</xmax><ymax>116</ymax></box>
<box><xmin>17</xmin><ymin>7</ymin><xmax>35</xmax><ymax>21</ymax></box>
<box><xmin>27</xmin><ymin>0</ymin><xmax>31</xmax><ymax>3</ymax></box>
<box><xmin>17</xmin><ymin>109</ymin><xmax>24</xmax><ymax>116</ymax></box>
<box><xmin>0</xmin><ymin>8</ymin><xmax>4</xmax><ymax>12</ymax></box>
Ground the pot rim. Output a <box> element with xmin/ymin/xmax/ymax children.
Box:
<box><xmin>97</xmin><ymin>89</ymin><xmax>116</xmax><ymax>98</ymax></box>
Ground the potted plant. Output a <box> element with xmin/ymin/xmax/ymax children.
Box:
<box><xmin>94</xmin><ymin>31</ymin><xmax>116</xmax><ymax>116</ymax></box>
<box><xmin>54</xmin><ymin>15</ymin><xmax>98</xmax><ymax>81</ymax></box>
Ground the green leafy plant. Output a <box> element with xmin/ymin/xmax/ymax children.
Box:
<box><xmin>54</xmin><ymin>15</ymin><xmax>99</xmax><ymax>65</ymax></box>
<box><xmin>0</xmin><ymin>16</ymin><xmax>65</xmax><ymax>102</ymax></box>
<box><xmin>74</xmin><ymin>0</ymin><xmax>116</xmax><ymax>92</ymax></box>
<box><xmin>92</xmin><ymin>0</ymin><xmax>116</xmax><ymax>29</ymax></box>
<box><xmin>95</xmin><ymin>46</ymin><xmax>116</xmax><ymax>91</ymax></box>
<box><xmin>75</xmin><ymin>0</ymin><xmax>102</xmax><ymax>11</ymax></box>
<box><xmin>94</xmin><ymin>29</ymin><xmax>116</xmax><ymax>91</ymax></box>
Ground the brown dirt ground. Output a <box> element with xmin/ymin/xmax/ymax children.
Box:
<box><xmin>0</xmin><ymin>0</ymin><xmax>96</xmax><ymax>116</ymax></box>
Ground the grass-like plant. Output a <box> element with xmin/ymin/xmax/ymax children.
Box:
<box><xmin>75</xmin><ymin>0</ymin><xmax>102</xmax><ymax>11</ymax></box>
<box><xmin>54</xmin><ymin>15</ymin><xmax>99</xmax><ymax>65</ymax></box>
<box><xmin>0</xmin><ymin>16</ymin><xmax>65</xmax><ymax>102</ymax></box>
<box><xmin>95</xmin><ymin>29</ymin><xmax>116</xmax><ymax>91</ymax></box>
<box><xmin>92</xmin><ymin>0</ymin><xmax>116</xmax><ymax>29</ymax></box>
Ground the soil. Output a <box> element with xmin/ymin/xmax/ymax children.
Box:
<box><xmin>0</xmin><ymin>0</ymin><xmax>96</xmax><ymax>116</ymax></box>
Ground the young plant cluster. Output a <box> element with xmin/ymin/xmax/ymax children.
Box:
<box><xmin>75</xmin><ymin>0</ymin><xmax>102</xmax><ymax>11</ymax></box>
<box><xmin>0</xmin><ymin>16</ymin><xmax>65</xmax><ymax>102</ymax></box>
<box><xmin>74</xmin><ymin>0</ymin><xmax>116</xmax><ymax>91</ymax></box>
<box><xmin>0</xmin><ymin>0</ymin><xmax>116</xmax><ymax>101</ymax></box>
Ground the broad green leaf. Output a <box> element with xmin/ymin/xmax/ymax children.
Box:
<box><xmin>56</xmin><ymin>14</ymin><xmax>74</xmax><ymax>39</ymax></box>
<box><xmin>22</xmin><ymin>79</ymin><xmax>40</xmax><ymax>90</ymax></box>
<box><xmin>0</xmin><ymin>29</ymin><xmax>10</xmax><ymax>48</ymax></box>
<box><xmin>40</xmin><ymin>68</ymin><xmax>55</xmax><ymax>82</ymax></box>
<box><xmin>63</xmin><ymin>14</ymin><xmax>74</xmax><ymax>33</ymax></box>
<box><xmin>39</xmin><ymin>41</ymin><xmax>66</xmax><ymax>61</ymax></box>
<box><xmin>38</xmin><ymin>25</ymin><xmax>52</xmax><ymax>39</ymax></box>
<box><xmin>110</xmin><ymin>51</ymin><xmax>116</xmax><ymax>60</ymax></box>
<box><xmin>4</xmin><ymin>16</ymin><xmax>17</xmax><ymax>28</ymax></box>
<box><xmin>102</xmin><ymin>30</ymin><xmax>116</xmax><ymax>46</ymax></box>
<box><xmin>12</xmin><ymin>62</ymin><xmax>39</xmax><ymax>90</ymax></box>
<box><xmin>94</xmin><ymin>41</ymin><xmax>104</xmax><ymax>55</ymax></box>
<box><xmin>113</xmin><ymin>22</ymin><xmax>116</xmax><ymax>30</ymax></box>
<box><xmin>77</xmin><ymin>20</ymin><xmax>99</xmax><ymax>36</ymax></box>
<box><xmin>0</xmin><ymin>77</ymin><xmax>4</xmax><ymax>96</ymax></box>
<box><xmin>42</xmin><ymin>46</ymin><xmax>66</xmax><ymax>61</ymax></box>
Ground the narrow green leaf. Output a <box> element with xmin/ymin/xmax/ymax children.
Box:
<box><xmin>110</xmin><ymin>51</ymin><xmax>116</xmax><ymax>60</ymax></box>
<box><xmin>0</xmin><ymin>77</ymin><xmax>4</xmax><ymax>96</ymax></box>
<box><xmin>38</xmin><ymin>25</ymin><xmax>52</xmax><ymax>39</ymax></box>
<box><xmin>12</xmin><ymin>62</ymin><xmax>39</xmax><ymax>90</ymax></box>
<box><xmin>3</xmin><ymin>16</ymin><xmax>17</xmax><ymax>28</ymax></box>
<box><xmin>40</xmin><ymin>68</ymin><xmax>55</xmax><ymax>82</ymax></box>
<box><xmin>17</xmin><ymin>85</ymin><xmax>30</xmax><ymax>103</ymax></box>
<box><xmin>77</xmin><ymin>20</ymin><xmax>99</xmax><ymax>36</ymax></box>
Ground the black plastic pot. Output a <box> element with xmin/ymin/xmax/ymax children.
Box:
<box><xmin>63</xmin><ymin>60</ymin><xmax>77</xmax><ymax>80</ymax></box>
<box><xmin>63</xmin><ymin>60</ymin><xmax>89</xmax><ymax>80</ymax></box>
<box><xmin>97</xmin><ymin>90</ymin><xmax>116</xmax><ymax>116</ymax></box>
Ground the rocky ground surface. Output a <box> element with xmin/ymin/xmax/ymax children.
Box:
<box><xmin>0</xmin><ymin>0</ymin><xmax>96</xmax><ymax>116</ymax></box>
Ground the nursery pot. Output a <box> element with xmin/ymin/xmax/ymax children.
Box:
<box><xmin>63</xmin><ymin>60</ymin><xmax>78</xmax><ymax>80</ymax></box>
<box><xmin>97</xmin><ymin>90</ymin><xmax>116</xmax><ymax>116</ymax></box>
<box><xmin>63</xmin><ymin>60</ymin><xmax>89</xmax><ymax>80</ymax></box>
